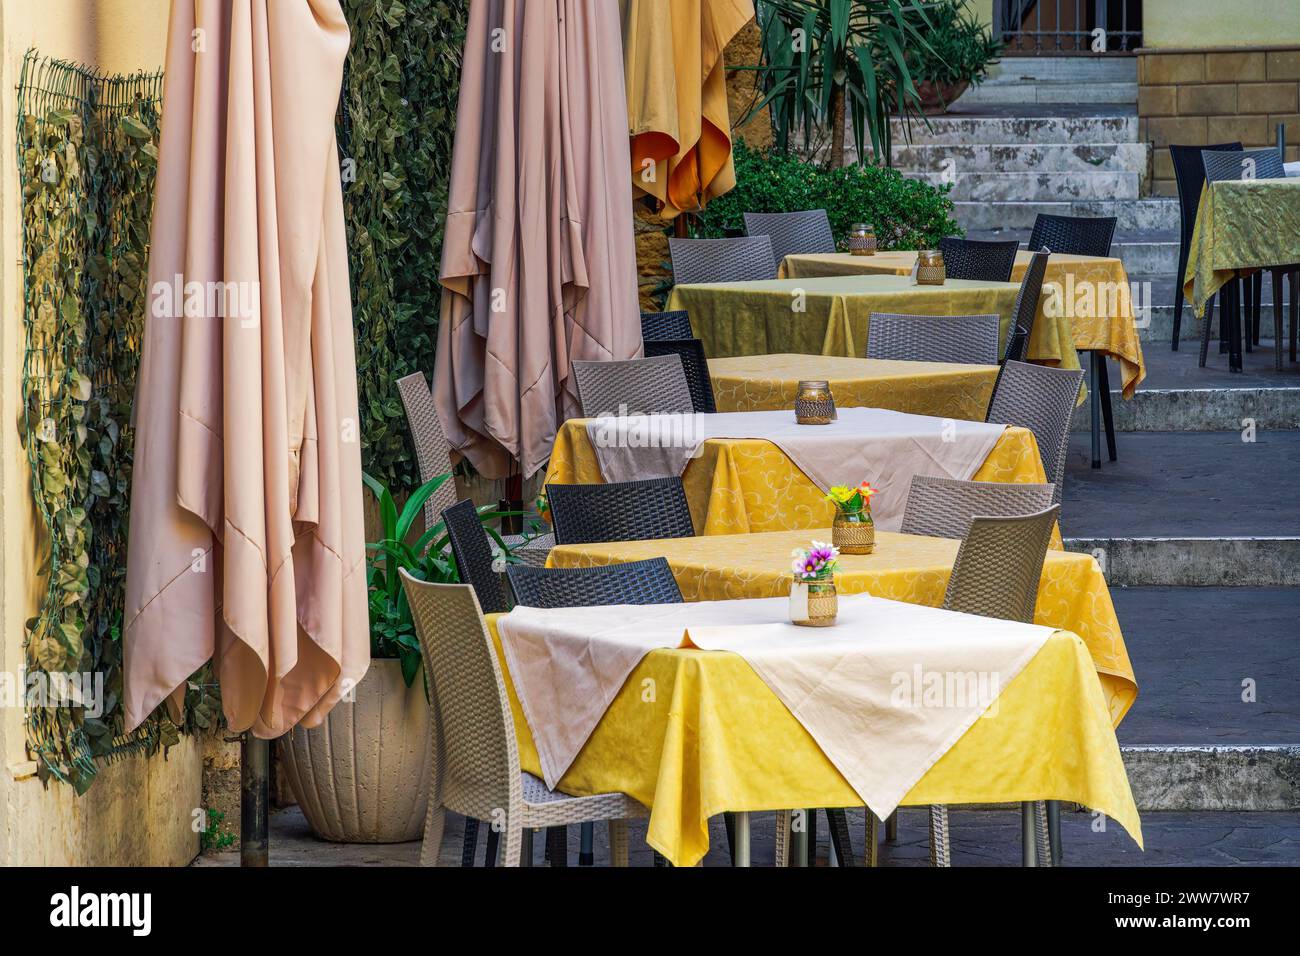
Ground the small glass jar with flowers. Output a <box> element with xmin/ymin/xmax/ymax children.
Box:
<box><xmin>789</xmin><ymin>540</ymin><xmax>840</xmax><ymax>627</ymax></box>
<box><xmin>826</xmin><ymin>480</ymin><xmax>877</xmax><ymax>554</ymax></box>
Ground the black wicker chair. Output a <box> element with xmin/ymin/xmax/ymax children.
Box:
<box><xmin>441</xmin><ymin>499</ymin><xmax>508</xmax><ymax>614</ymax></box>
<box><xmin>743</xmin><ymin>209</ymin><xmax>836</xmax><ymax>268</ymax></box>
<box><xmin>641</xmin><ymin>309</ymin><xmax>694</xmax><ymax>341</ymax></box>
<box><xmin>1026</xmin><ymin>214</ymin><xmax>1117</xmax><ymax>258</ymax></box>
<box><xmin>643</xmin><ymin>338</ymin><xmax>716</xmax><ymax>413</ymax></box>
<box><xmin>1201</xmin><ymin>146</ymin><xmax>1297</xmax><ymax>372</ymax></box>
<box><xmin>1170</xmin><ymin>142</ymin><xmax>1241</xmax><ymax>353</ymax></box>
<box><xmin>547</xmin><ymin>477</ymin><xmax>694</xmax><ymax>545</ymax></box>
<box><xmin>668</xmin><ymin>235</ymin><xmax>778</xmax><ymax>285</ymax></box>
<box><xmin>506</xmin><ymin>557</ymin><xmax>683</xmax><ymax>609</ymax></box>
<box><xmin>937</xmin><ymin>237</ymin><xmax>1019</xmax><ymax>282</ymax></box>
<box><xmin>1003</xmin><ymin>248</ymin><xmax>1051</xmax><ymax>364</ymax></box>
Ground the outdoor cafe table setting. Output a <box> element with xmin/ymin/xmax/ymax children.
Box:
<box><xmin>708</xmin><ymin>353</ymin><xmax>999</xmax><ymax>421</ymax></box>
<box><xmin>488</xmin><ymin>591</ymin><xmax>1142</xmax><ymax>867</ymax></box>
<box><xmin>665</xmin><ymin>273</ymin><xmax>1082</xmax><ymax>378</ymax></box>
<box><xmin>543</xmin><ymin>406</ymin><xmax>1055</xmax><ymax>540</ymax></box>
<box><xmin>780</xmin><ymin>249</ymin><xmax>1147</xmax><ymax>399</ymax></box>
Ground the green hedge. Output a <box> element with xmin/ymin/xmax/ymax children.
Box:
<box><xmin>341</xmin><ymin>0</ymin><xmax>469</xmax><ymax>490</ymax></box>
<box><xmin>696</xmin><ymin>141</ymin><xmax>960</xmax><ymax>250</ymax></box>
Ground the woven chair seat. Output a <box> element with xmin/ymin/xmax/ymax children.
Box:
<box><xmin>573</xmin><ymin>354</ymin><xmax>694</xmax><ymax>418</ymax></box>
<box><xmin>936</xmin><ymin>237</ymin><xmax>1019</xmax><ymax>282</ymax></box>
<box><xmin>900</xmin><ymin>476</ymin><xmax>1055</xmax><ymax>539</ymax></box>
<box><xmin>1027</xmin><ymin>214</ymin><xmax>1117</xmax><ymax>258</ymax></box>
<box><xmin>866</xmin><ymin>312</ymin><xmax>1000</xmax><ymax>365</ymax></box>
<box><xmin>507</xmin><ymin>557</ymin><xmax>683</xmax><ymax>608</ymax></box>
<box><xmin>669</xmin><ymin>235</ymin><xmax>778</xmax><ymax>285</ymax></box>
<box><xmin>743</xmin><ymin>209</ymin><xmax>835</xmax><ymax>265</ymax></box>
<box><xmin>507</xmin><ymin>532</ymin><xmax>554</xmax><ymax>569</ymax></box>
<box><xmin>547</xmin><ymin>478</ymin><xmax>694</xmax><ymax>545</ymax></box>
<box><xmin>641</xmin><ymin>309</ymin><xmax>694</xmax><ymax>341</ymax></box>
<box><xmin>518</xmin><ymin>773</ymin><xmax>648</xmax><ymax>826</ymax></box>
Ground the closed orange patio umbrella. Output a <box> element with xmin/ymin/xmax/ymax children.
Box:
<box><xmin>123</xmin><ymin>0</ymin><xmax>367</xmax><ymax>862</ymax></box>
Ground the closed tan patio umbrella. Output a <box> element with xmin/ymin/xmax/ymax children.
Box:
<box><xmin>434</xmin><ymin>0</ymin><xmax>643</xmax><ymax>481</ymax></box>
<box><xmin>623</xmin><ymin>0</ymin><xmax>754</xmax><ymax>219</ymax></box>
<box><xmin>123</xmin><ymin>0</ymin><xmax>367</xmax><ymax>751</ymax></box>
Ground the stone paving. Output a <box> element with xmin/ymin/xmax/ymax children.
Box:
<box><xmin>193</xmin><ymin>805</ymin><xmax>1300</xmax><ymax>867</ymax></box>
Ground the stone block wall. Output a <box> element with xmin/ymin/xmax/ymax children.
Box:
<box><xmin>1139</xmin><ymin>47</ymin><xmax>1300</xmax><ymax>196</ymax></box>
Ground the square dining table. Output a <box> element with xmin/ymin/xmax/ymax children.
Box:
<box><xmin>707</xmin><ymin>354</ymin><xmax>999</xmax><ymax>421</ymax></box>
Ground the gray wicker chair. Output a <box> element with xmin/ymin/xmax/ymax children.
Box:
<box><xmin>397</xmin><ymin>372</ymin><xmax>461</xmax><ymax>531</ymax></box>
<box><xmin>899</xmin><ymin>475</ymin><xmax>1056</xmax><ymax>539</ymax></box>
<box><xmin>643</xmin><ymin>338</ymin><xmax>717</xmax><ymax>413</ymax></box>
<box><xmin>1003</xmin><ymin>249</ymin><xmax>1051</xmax><ymax>363</ymax></box>
<box><xmin>506</xmin><ymin>557</ymin><xmax>683</xmax><ymax>609</ymax></box>
<box><xmin>936</xmin><ymin>237</ymin><xmax>1019</xmax><ymax>282</ymax></box>
<box><xmin>641</xmin><ymin>309</ymin><xmax>694</xmax><ymax>341</ymax></box>
<box><xmin>743</xmin><ymin>209</ymin><xmax>835</xmax><ymax>267</ymax></box>
<box><xmin>547</xmin><ymin>477</ymin><xmax>694</xmax><ymax>545</ymax></box>
<box><xmin>400</xmin><ymin>573</ymin><xmax>648</xmax><ymax>866</ymax></box>
<box><xmin>442</xmin><ymin>499</ymin><xmax>509</xmax><ymax>614</ymax></box>
<box><xmin>669</xmin><ymin>235</ymin><xmax>778</xmax><ymax>285</ymax></box>
<box><xmin>986</xmin><ymin>361</ymin><xmax>1085</xmax><ymax>506</ymax></box>
<box><xmin>866</xmin><ymin>313</ymin><xmax>1001</xmax><ymax>365</ymax></box>
<box><xmin>572</xmin><ymin>354</ymin><xmax>694</xmax><ymax>418</ymax></box>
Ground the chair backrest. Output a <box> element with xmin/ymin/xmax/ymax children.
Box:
<box><xmin>1003</xmin><ymin>249</ymin><xmax>1051</xmax><ymax>362</ymax></box>
<box><xmin>866</xmin><ymin>313</ymin><xmax>1001</xmax><ymax>365</ymax></box>
<box><xmin>900</xmin><ymin>475</ymin><xmax>1056</xmax><ymax>539</ymax></box>
<box><xmin>506</xmin><ymin>557</ymin><xmax>684</xmax><ymax>608</ymax></box>
<box><xmin>1027</xmin><ymin>214</ymin><xmax>1117</xmax><ymax>257</ymax></box>
<box><xmin>1170</xmin><ymin>142</ymin><xmax>1241</xmax><ymax>264</ymax></box>
<box><xmin>641</xmin><ymin>309</ymin><xmax>694</xmax><ymax>341</ymax></box>
<box><xmin>546</xmin><ymin>477</ymin><xmax>695</xmax><ymax>545</ymax></box>
<box><xmin>1202</xmin><ymin>146</ymin><xmax>1286</xmax><ymax>183</ymax></box>
<box><xmin>573</xmin><ymin>354</ymin><xmax>694</xmax><ymax>418</ymax></box>
<box><xmin>441</xmin><ymin>499</ymin><xmax>509</xmax><ymax>614</ymax></box>
<box><xmin>936</xmin><ymin>237</ymin><xmax>1019</xmax><ymax>282</ymax></box>
<box><xmin>669</xmin><ymin>235</ymin><xmax>778</xmax><ymax>285</ymax></box>
<box><xmin>400</xmin><ymin>573</ymin><xmax>518</xmax><ymax>823</ymax></box>
<box><xmin>743</xmin><ymin>209</ymin><xmax>836</xmax><ymax>266</ymax></box>
<box><xmin>643</xmin><ymin>338</ymin><xmax>717</xmax><ymax>413</ymax></box>
<box><xmin>397</xmin><ymin>372</ymin><xmax>460</xmax><ymax>530</ymax></box>
<box><xmin>942</xmin><ymin>506</ymin><xmax>1060</xmax><ymax>624</ymax></box>
<box><xmin>985</xmin><ymin>361</ymin><xmax>1085</xmax><ymax>505</ymax></box>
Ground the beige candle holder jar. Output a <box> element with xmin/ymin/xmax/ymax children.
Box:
<box><xmin>794</xmin><ymin>380</ymin><xmax>837</xmax><ymax>425</ymax></box>
<box><xmin>847</xmin><ymin>223</ymin><xmax>877</xmax><ymax>256</ymax></box>
<box><xmin>915</xmin><ymin>249</ymin><xmax>946</xmax><ymax>285</ymax></box>
<box><xmin>790</xmin><ymin>580</ymin><xmax>838</xmax><ymax>627</ymax></box>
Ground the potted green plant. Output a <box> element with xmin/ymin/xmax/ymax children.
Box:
<box><xmin>902</xmin><ymin>0</ymin><xmax>1002</xmax><ymax>114</ymax></box>
<box><xmin>278</xmin><ymin>471</ymin><xmax>512</xmax><ymax>843</ymax></box>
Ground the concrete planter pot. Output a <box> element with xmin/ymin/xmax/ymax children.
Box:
<box><xmin>916</xmin><ymin>79</ymin><xmax>970</xmax><ymax>115</ymax></box>
<box><xmin>278</xmin><ymin>658</ymin><xmax>431</xmax><ymax>843</ymax></box>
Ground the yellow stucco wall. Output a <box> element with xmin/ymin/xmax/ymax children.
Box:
<box><xmin>0</xmin><ymin>0</ymin><xmax>202</xmax><ymax>867</ymax></box>
<box><xmin>1144</xmin><ymin>1</ymin><xmax>1300</xmax><ymax>49</ymax></box>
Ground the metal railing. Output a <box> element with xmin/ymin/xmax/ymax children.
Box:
<box><xmin>993</xmin><ymin>0</ymin><xmax>1142</xmax><ymax>54</ymax></box>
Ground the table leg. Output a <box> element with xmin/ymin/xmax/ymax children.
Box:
<box><xmin>1089</xmin><ymin>351</ymin><xmax>1102</xmax><ymax>469</ymax></box>
<box><xmin>1021</xmin><ymin>802</ymin><xmax>1037</xmax><ymax>867</ymax></box>
<box><xmin>885</xmin><ymin>810</ymin><xmax>898</xmax><ymax>842</ymax></box>
<box><xmin>1047</xmin><ymin>800</ymin><xmax>1063</xmax><ymax>865</ymax></box>
<box><xmin>789</xmin><ymin>810</ymin><xmax>808</xmax><ymax>867</ymax></box>
<box><xmin>733</xmin><ymin>812</ymin><xmax>751</xmax><ymax>867</ymax></box>
<box><xmin>579</xmin><ymin>821</ymin><xmax>594</xmax><ymax>866</ymax></box>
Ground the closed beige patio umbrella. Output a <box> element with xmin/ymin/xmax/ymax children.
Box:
<box><xmin>123</xmin><ymin>0</ymin><xmax>367</xmax><ymax>758</ymax></box>
<box><xmin>434</xmin><ymin>0</ymin><xmax>643</xmax><ymax>481</ymax></box>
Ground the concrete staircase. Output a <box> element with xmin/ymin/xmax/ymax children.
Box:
<box><xmin>878</xmin><ymin>57</ymin><xmax>1300</xmax><ymax>816</ymax></box>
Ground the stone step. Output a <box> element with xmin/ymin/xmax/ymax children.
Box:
<box><xmin>916</xmin><ymin>169</ymin><xmax>1143</xmax><ymax>202</ymax></box>
<box><xmin>887</xmin><ymin>113</ymin><xmax>1139</xmax><ymax>147</ymax></box>
<box><xmin>1123</xmin><ymin>747</ymin><xmax>1299</xmax><ymax>811</ymax></box>
<box><xmin>1072</xmin><ymin>386</ymin><xmax>1300</xmax><ymax>432</ymax></box>
<box><xmin>982</xmin><ymin>56</ymin><xmax>1138</xmax><ymax>85</ymax></box>
<box><xmin>956</xmin><ymin>81</ymin><xmax>1138</xmax><ymax>107</ymax></box>
<box><xmin>892</xmin><ymin>142</ymin><xmax>1149</xmax><ymax>175</ymax></box>
<box><xmin>1066</xmin><ymin>537</ymin><xmax>1300</xmax><ymax>587</ymax></box>
<box><xmin>955</xmin><ymin>198</ymin><xmax>1179</xmax><ymax>231</ymax></box>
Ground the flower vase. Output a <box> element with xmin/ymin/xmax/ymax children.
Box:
<box><xmin>790</xmin><ymin>579</ymin><xmax>838</xmax><ymax>627</ymax></box>
<box><xmin>832</xmin><ymin>510</ymin><xmax>874</xmax><ymax>555</ymax></box>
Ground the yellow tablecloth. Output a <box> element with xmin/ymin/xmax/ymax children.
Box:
<box><xmin>486</xmin><ymin>613</ymin><xmax>1141</xmax><ymax>867</ymax></box>
<box><xmin>708</xmin><ymin>354</ymin><xmax>999</xmax><ymax>421</ymax></box>
<box><xmin>544</xmin><ymin>418</ymin><xmax>1052</xmax><ymax>540</ymax></box>
<box><xmin>1183</xmin><ymin>178</ymin><xmax>1300</xmax><ymax>317</ymax></box>
<box><xmin>782</xmin><ymin>251</ymin><xmax>1146</xmax><ymax>398</ymax></box>
<box><xmin>547</xmin><ymin>528</ymin><xmax>1136</xmax><ymax>725</ymax></box>
<box><xmin>665</xmin><ymin>275</ymin><xmax>1081</xmax><ymax>375</ymax></box>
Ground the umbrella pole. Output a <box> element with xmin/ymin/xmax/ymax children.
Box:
<box><xmin>240</xmin><ymin>733</ymin><xmax>270</xmax><ymax>867</ymax></box>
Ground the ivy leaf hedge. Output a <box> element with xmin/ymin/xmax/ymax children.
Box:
<box><xmin>340</xmin><ymin>0</ymin><xmax>469</xmax><ymax>490</ymax></box>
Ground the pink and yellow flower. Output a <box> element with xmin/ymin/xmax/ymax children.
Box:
<box><xmin>825</xmin><ymin>480</ymin><xmax>878</xmax><ymax>515</ymax></box>
<box><xmin>790</xmin><ymin>540</ymin><xmax>840</xmax><ymax>580</ymax></box>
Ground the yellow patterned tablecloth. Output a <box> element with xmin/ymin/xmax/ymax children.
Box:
<box><xmin>708</xmin><ymin>354</ymin><xmax>998</xmax><ymax>421</ymax></box>
<box><xmin>486</xmin><ymin>611</ymin><xmax>1141</xmax><ymax>867</ymax></box>
<box><xmin>546</xmin><ymin>528</ymin><xmax>1136</xmax><ymax>726</ymax></box>
<box><xmin>1184</xmin><ymin>178</ymin><xmax>1300</xmax><ymax>317</ymax></box>
<box><xmin>543</xmin><ymin>419</ymin><xmax>1052</xmax><ymax>541</ymax></box>
<box><xmin>781</xmin><ymin>251</ymin><xmax>1146</xmax><ymax>398</ymax></box>
<box><xmin>665</xmin><ymin>274</ymin><xmax>1081</xmax><ymax>376</ymax></box>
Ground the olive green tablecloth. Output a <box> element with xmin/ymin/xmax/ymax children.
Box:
<box><xmin>665</xmin><ymin>274</ymin><xmax>1080</xmax><ymax>374</ymax></box>
<box><xmin>1184</xmin><ymin>177</ymin><xmax>1300</xmax><ymax>317</ymax></box>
